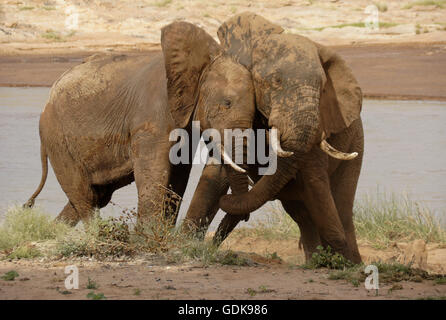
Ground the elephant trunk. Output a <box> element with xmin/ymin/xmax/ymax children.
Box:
<box><xmin>220</xmin><ymin>155</ymin><xmax>299</xmax><ymax>214</ymax></box>
<box><xmin>220</xmin><ymin>92</ymin><xmax>320</xmax><ymax>215</ymax></box>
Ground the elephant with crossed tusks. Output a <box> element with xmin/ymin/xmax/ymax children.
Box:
<box><xmin>24</xmin><ymin>21</ymin><xmax>255</xmax><ymax>227</ymax></box>
<box><xmin>184</xmin><ymin>13</ymin><xmax>364</xmax><ymax>264</ymax></box>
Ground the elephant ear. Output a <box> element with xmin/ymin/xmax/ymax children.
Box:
<box><xmin>161</xmin><ymin>21</ymin><xmax>221</xmax><ymax>128</ymax></box>
<box><xmin>217</xmin><ymin>12</ymin><xmax>284</xmax><ymax>68</ymax></box>
<box><xmin>317</xmin><ymin>43</ymin><xmax>362</xmax><ymax>136</ymax></box>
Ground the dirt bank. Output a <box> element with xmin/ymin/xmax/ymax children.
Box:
<box><xmin>1</xmin><ymin>43</ymin><xmax>445</xmax><ymax>101</ymax></box>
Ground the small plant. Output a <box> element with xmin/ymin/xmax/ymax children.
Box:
<box><xmin>374</xmin><ymin>2</ymin><xmax>388</xmax><ymax>12</ymax></box>
<box><xmin>41</xmin><ymin>29</ymin><xmax>62</xmax><ymax>42</ymax></box>
<box><xmin>86</xmin><ymin>277</ymin><xmax>98</xmax><ymax>290</ymax></box>
<box><xmin>86</xmin><ymin>291</ymin><xmax>106</xmax><ymax>300</ymax></box>
<box><xmin>388</xmin><ymin>283</ymin><xmax>403</xmax><ymax>293</ymax></box>
<box><xmin>258</xmin><ymin>285</ymin><xmax>276</xmax><ymax>293</ymax></box>
<box><xmin>306</xmin><ymin>246</ymin><xmax>355</xmax><ymax>270</ymax></box>
<box><xmin>267</xmin><ymin>251</ymin><xmax>281</xmax><ymax>261</ymax></box>
<box><xmin>7</xmin><ymin>245</ymin><xmax>41</xmax><ymax>259</ymax></box>
<box><xmin>1</xmin><ymin>270</ymin><xmax>19</xmax><ymax>281</ymax></box>
<box><xmin>246</xmin><ymin>288</ymin><xmax>256</xmax><ymax>297</ymax></box>
<box><xmin>435</xmin><ymin>277</ymin><xmax>446</xmax><ymax>285</ymax></box>
<box><xmin>134</xmin><ymin>288</ymin><xmax>141</xmax><ymax>296</ymax></box>
<box><xmin>19</xmin><ymin>6</ymin><xmax>34</xmax><ymax>11</ymax></box>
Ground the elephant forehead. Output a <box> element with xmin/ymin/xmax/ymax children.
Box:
<box><xmin>255</xmin><ymin>35</ymin><xmax>319</xmax><ymax>66</ymax></box>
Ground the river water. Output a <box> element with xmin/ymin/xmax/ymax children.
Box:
<box><xmin>0</xmin><ymin>87</ymin><xmax>445</xmax><ymax>229</ymax></box>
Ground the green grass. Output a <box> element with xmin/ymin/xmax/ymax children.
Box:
<box><xmin>354</xmin><ymin>191</ymin><xmax>446</xmax><ymax>248</ymax></box>
<box><xmin>1</xmin><ymin>270</ymin><xmax>19</xmax><ymax>281</ymax></box>
<box><xmin>7</xmin><ymin>245</ymin><xmax>42</xmax><ymax>259</ymax></box>
<box><xmin>86</xmin><ymin>277</ymin><xmax>98</xmax><ymax>290</ymax></box>
<box><xmin>1</xmin><ymin>190</ymin><xmax>443</xmax><ymax>269</ymax></box>
<box><xmin>41</xmin><ymin>30</ymin><xmax>63</xmax><ymax>42</ymax></box>
<box><xmin>86</xmin><ymin>291</ymin><xmax>106</xmax><ymax>300</ymax></box>
<box><xmin>0</xmin><ymin>206</ymin><xmax>69</xmax><ymax>254</ymax></box>
<box><xmin>19</xmin><ymin>6</ymin><xmax>34</xmax><ymax>11</ymax></box>
<box><xmin>403</xmin><ymin>0</ymin><xmax>446</xmax><ymax>9</ymax></box>
<box><xmin>303</xmin><ymin>245</ymin><xmax>355</xmax><ymax>270</ymax></box>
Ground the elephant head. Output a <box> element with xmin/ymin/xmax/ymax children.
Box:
<box><xmin>161</xmin><ymin>21</ymin><xmax>255</xmax><ymax>193</ymax></box>
<box><xmin>217</xmin><ymin>13</ymin><xmax>362</xmax><ymax>214</ymax></box>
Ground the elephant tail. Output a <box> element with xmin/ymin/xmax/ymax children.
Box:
<box><xmin>23</xmin><ymin>144</ymin><xmax>48</xmax><ymax>209</ymax></box>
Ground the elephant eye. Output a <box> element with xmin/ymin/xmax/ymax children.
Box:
<box><xmin>223</xmin><ymin>99</ymin><xmax>232</xmax><ymax>108</ymax></box>
<box><xmin>271</xmin><ymin>73</ymin><xmax>282</xmax><ymax>87</ymax></box>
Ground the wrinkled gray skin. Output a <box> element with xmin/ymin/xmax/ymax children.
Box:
<box><xmin>184</xmin><ymin>13</ymin><xmax>364</xmax><ymax>263</ymax></box>
<box><xmin>24</xmin><ymin>21</ymin><xmax>255</xmax><ymax>227</ymax></box>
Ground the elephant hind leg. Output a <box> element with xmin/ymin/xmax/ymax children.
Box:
<box><xmin>49</xmin><ymin>151</ymin><xmax>98</xmax><ymax>226</ymax></box>
<box><xmin>281</xmin><ymin>200</ymin><xmax>321</xmax><ymax>262</ymax></box>
<box><xmin>56</xmin><ymin>201</ymin><xmax>80</xmax><ymax>227</ymax></box>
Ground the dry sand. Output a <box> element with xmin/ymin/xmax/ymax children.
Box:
<box><xmin>0</xmin><ymin>238</ymin><xmax>445</xmax><ymax>300</ymax></box>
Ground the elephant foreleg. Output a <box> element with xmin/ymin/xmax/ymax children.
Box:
<box><xmin>281</xmin><ymin>200</ymin><xmax>321</xmax><ymax>262</ymax></box>
<box><xmin>301</xmin><ymin>155</ymin><xmax>353</xmax><ymax>261</ymax></box>
<box><xmin>132</xmin><ymin>134</ymin><xmax>172</xmax><ymax>225</ymax></box>
<box><xmin>183</xmin><ymin>164</ymin><xmax>229</xmax><ymax>239</ymax></box>
<box><xmin>329</xmin><ymin>121</ymin><xmax>364</xmax><ymax>264</ymax></box>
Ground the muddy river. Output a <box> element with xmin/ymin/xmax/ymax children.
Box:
<box><xmin>0</xmin><ymin>87</ymin><xmax>445</xmax><ymax>228</ymax></box>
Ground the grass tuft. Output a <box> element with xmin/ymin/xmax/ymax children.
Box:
<box><xmin>304</xmin><ymin>245</ymin><xmax>355</xmax><ymax>270</ymax></box>
<box><xmin>19</xmin><ymin>6</ymin><xmax>34</xmax><ymax>11</ymax></box>
<box><xmin>354</xmin><ymin>191</ymin><xmax>446</xmax><ymax>248</ymax></box>
<box><xmin>374</xmin><ymin>2</ymin><xmax>388</xmax><ymax>12</ymax></box>
<box><xmin>1</xmin><ymin>270</ymin><xmax>19</xmax><ymax>281</ymax></box>
<box><xmin>0</xmin><ymin>206</ymin><xmax>69</xmax><ymax>254</ymax></box>
<box><xmin>152</xmin><ymin>0</ymin><xmax>172</xmax><ymax>7</ymax></box>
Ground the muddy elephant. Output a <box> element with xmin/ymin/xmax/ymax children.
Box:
<box><xmin>24</xmin><ymin>21</ymin><xmax>254</xmax><ymax>227</ymax></box>
<box><xmin>184</xmin><ymin>13</ymin><xmax>364</xmax><ymax>263</ymax></box>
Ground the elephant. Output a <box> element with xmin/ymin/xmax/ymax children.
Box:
<box><xmin>24</xmin><ymin>21</ymin><xmax>254</xmax><ymax>227</ymax></box>
<box><xmin>183</xmin><ymin>13</ymin><xmax>364</xmax><ymax>264</ymax></box>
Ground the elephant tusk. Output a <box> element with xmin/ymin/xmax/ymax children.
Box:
<box><xmin>248</xmin><ymin>176</ymin><xmax>254</xmax><ymax>187</ymax></box>
<box><xmin>319</xmin><ymin>140</ymin><xmax>358</xmax><ymax>160</ymax></box>
<box><xmin>270</xmin><ymin>127</ymin><xmax>294</xmax><ymax>158</ymax></box>
<box><xmin>219</xmin><ymin>144</ymin><xmax>246</xmax><ymax>173</ymax></box>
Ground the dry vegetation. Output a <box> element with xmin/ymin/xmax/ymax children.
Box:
<box><xmin>0</xmin><ymin>190</ymin><xmax>444</xmax><ymax>271</ymax></box>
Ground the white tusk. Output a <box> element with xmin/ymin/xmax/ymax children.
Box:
<box><xmin>248</xmin><ymin>176</ymin><xmax>254</xmax><ymax>187</ymax></box>
<box><xmin>219</xmin><ymin>144</ymin><xmax>246</xmax><ymax>173</ymax></box>
<box><xmin>320</xmin><ymin>140</ymin><xmax>358</xmax><ymax>160</ymax></box>
<box><xmin>270</xmin><ymin>127</ymin><xmax>294</xmax><ymax>157</ymax></box>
